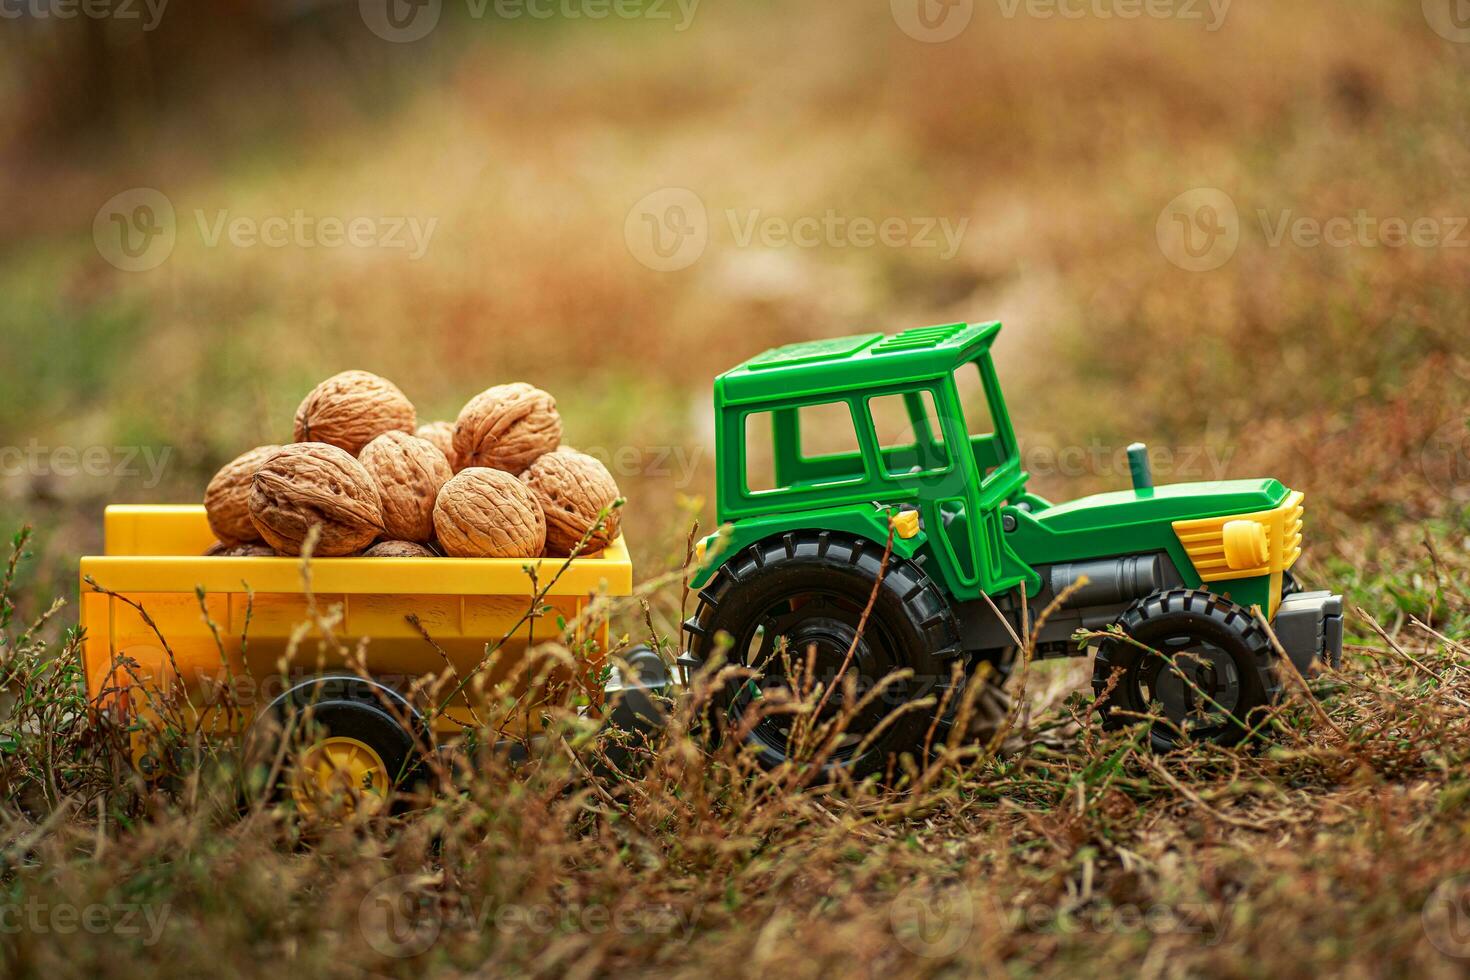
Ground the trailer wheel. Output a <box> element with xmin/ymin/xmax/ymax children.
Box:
<box><xmin>253</xmin><ymin>676</ymin><xmax>427</xmax><ymax>817</ymax></box>
<box><xmin>1092</xmin><ymin>588</ymin><xmax>1278</xmax><ymax>751</ymax></box>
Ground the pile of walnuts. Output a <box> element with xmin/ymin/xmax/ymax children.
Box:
<box><xmin>203</xmin><ymin>371</ymin><xmax>623</xmax><ymax>559</ymax></box>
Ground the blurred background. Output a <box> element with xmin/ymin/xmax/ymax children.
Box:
<box><xmin>1</xmin><ymin>0</ymin><xmax>1466</xmax><ymax>603</ymax></box>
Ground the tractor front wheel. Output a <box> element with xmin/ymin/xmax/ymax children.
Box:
<box><xmin>1092</xmin><ymin>588</ymin><xmax>1279</xmax><ymax>751</ymax></box>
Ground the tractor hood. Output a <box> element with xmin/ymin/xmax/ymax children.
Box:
<box><xmin>1032</xmin><ymin>478</ymin><xmax>1292</xmax><ymax>533</ymax></box>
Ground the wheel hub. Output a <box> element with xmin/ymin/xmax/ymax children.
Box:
<box><xmin>1149</xmin><ymin>641</ymin><xmax>1242</xmax><ymax>730</ymax></box>
<box><xmin>776</xmin><ymin>615</ymin><xmax>871</xmax><ymax>714</ymax></box>
<box><xmin>290</xmin><ymin>735</ymin><xmax>389</xmax><ymax>817</ymax></box>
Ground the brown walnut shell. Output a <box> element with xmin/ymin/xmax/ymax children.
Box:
<box><xmin>521</xmin><ymin>450</ymin><xmax>623</xmax><ymax>556</ymax></box>
<box><xmin>204</xmin><ymin>445</ymin><xmax>281</xmax><ymax>544</ymax></box>
<box><xmin>247</xmin><ymin>443</ymin><xmax>385</xmax><ymax>557</ymax></box>
<box><xmin>293</xmin><ymin>370</ymin><xmax>416</xmax><ymax>456</ymax></box>
<box><xmin>415</xmin><ymin>421</ymin><xmax>458</xmax><ymax>469</ymax></box>
<box><xmin>433</xmin><ymin>468</ymin><xmax>546</xmax><ymax>558</ymax></box>
<box><xmin>452</xmin><ymin>383</ymin><xmax>562</xmax><ymax>473</ymax></box>
<box><xmin>363</xmin><ymin>540</ymin><xmax>438</xmax><ymax>558</ymax></box>
<box><xmin>204</xmin><ymin>541</ymin><xmax>277</xmax><ymax>557</ymax></box>
<box><xmin>358</xmin><ymin>431</ymin><xmax>453</xmax><ymax>543</ymax></box>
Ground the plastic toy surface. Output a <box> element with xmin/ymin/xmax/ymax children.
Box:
<box><xmin>80</xmin><ymin>505</ymin><xmax>643</xmax><ymax>808</ymax></box>
<box><xmin>684</xmin><ymin>321</ymin><xmax>1343</xmax><ymax>777</ymax></box>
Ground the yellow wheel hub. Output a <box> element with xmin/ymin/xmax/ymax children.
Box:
<box><xmin>290</xmin><ymin>736</ymin><xmax>390</xmax><ymax>817</ymax></box>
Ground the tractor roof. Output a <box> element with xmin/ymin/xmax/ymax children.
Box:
<box><xmin>717</xmin><ymin>321</ymin><xmax>1002</xmax><ymax>405</ymax></box>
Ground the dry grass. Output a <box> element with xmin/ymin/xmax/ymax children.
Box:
<box><xmin>2</xmin><ymin>500</ymin><xmax>1468</xmax><ymax>978</ymax></box>
<box><xmin>1</xmin><ymin>0</ymin><xmax>1468</xmax><ymax>976</ymax></box>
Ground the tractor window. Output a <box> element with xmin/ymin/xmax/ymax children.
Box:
<box><xmin>742</xmin><ymin>401</ymin><xmax>866</xmax><ymax>495</ymax></box>
<box><xmin>952</xmin><ymin>361</ymin><xmax>996</xmax><ymax>439</ymax></box>
<box><xmin>744</xmin><ymin>411</ymin><xmax>780</xmax><ymax>493</ymax></box>
<box><xmin>798</xmin><ymin>400</ymin><xmax>863</xmax><ymax>460</ymax></box>
<box><xmin>952</xmin><ymin>360</ymin><xmax>1007</xmax><ymax>477</ymax></box>
<box><xmin>867</xmin><ymin>390</ymin><xmax>949</xmax><ymax>477</ymax></box>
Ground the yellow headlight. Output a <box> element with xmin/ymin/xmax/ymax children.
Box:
<box><xmin>1222</xmin><ymin>519</ymin><xmax>1269</xmax><ymax>570</ymax></box>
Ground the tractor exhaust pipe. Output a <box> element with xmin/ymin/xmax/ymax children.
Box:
<box><xmin>1049</xmin><ymin>554</ymin><xmax>1163</xmax><ymax>609</ymax></box>
<box><xmin>1127</xmin><ymin>442</ymin><xmax>1154</xmax><ymax>492</ymax></box>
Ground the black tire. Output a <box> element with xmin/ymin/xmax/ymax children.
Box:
<box><xmin>252</xmin><ymin>676</ymin><xmax>428</xmax><ymax>815</ymax></box>
<box><xmin>931</xmin><ymin>655</ymin><xmax>1012</xmax><ymax>750</ymax></box>
<box><xmin>683</xmin><ymin>531</ymin><xmax>961</xmax><ymax>781</ymax></box>
<box><xmin>1092</xmin><ymin>588</ymin><xmax>1278</xmax><ymax>751</ymax></box>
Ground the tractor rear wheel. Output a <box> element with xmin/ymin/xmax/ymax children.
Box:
<box><xmin>1092</xmin><ymin>588</ymin><xmax>1279</xmax><ymax>751</ymax></box>
<box><xmin>683</xmin><ymin>532</ymin><xmax>961</xmax><ymax>781</ymax></box>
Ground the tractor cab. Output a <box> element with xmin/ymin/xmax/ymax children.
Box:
<box><xmin>708</xmin><ymin>321</ymin><xmax>1037</xmax><ymax>601</ymax></box>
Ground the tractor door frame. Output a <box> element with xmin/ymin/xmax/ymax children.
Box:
<box><xmin>929</xmin><ymin>352</ymin><xmax>1030</xmax><ymax>598</ymax></box>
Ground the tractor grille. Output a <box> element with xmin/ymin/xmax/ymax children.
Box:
<box><xmin>1173</xmin><ymin>490</ymin><xmax>1304</xmax><ymax>583</ymax></box>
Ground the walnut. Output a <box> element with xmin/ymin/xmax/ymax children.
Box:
<box><xmin>363</xmin><ymin>540</ymin><xmax>438</xmax><ymax>558</ymax></box>
<box><xmin>204</xmin><ymin>445</ymin><xmax>281</xmax><ymax>544</ymax></box>
<box><xmin>433</xmin><ymin>468</ymin><xmax>546</xmax><ymax>558</ymax></box>
<box><xmin>293</xmin><ymin>370</ymin><xmax>416</xmax><ymax>456</ymax></box>
<box><xmin>358</xmin><ymin>431</ymin><xmax>453</xmax><ymax>543</ymax></box>
<box><xmin>415</xmin><ymin>421</ymin><xmax>458</xmax><ymax>469</ymax></box>
<box><xmin>248</xmin><ymin>443</ymin><xmax>385</xmax><ymax>557</ymax></box>
<box><xmin>204</xmin><ymin>541</ymin><xmax>277</xmax><ymax>557</ymax></box>
<box><xmin>521</xmin><ymin>450</ymin><xmax>623</xmax><ymax>556</ymax></box>
<box><xmin>452</xmin><ymin>383</ymin><xmax>562</xmax><ymax>473</ymax></box>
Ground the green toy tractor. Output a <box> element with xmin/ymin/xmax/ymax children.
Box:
<box><xmin>682</xmin><ymin>321</ymin><xmax>1342</xmax><ymax>778</ymax></box>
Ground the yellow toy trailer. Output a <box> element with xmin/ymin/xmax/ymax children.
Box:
<box><xmin>79</xmin><ymin>505</ymin><xmax>664</xmax><ymax>812</ymax></box>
